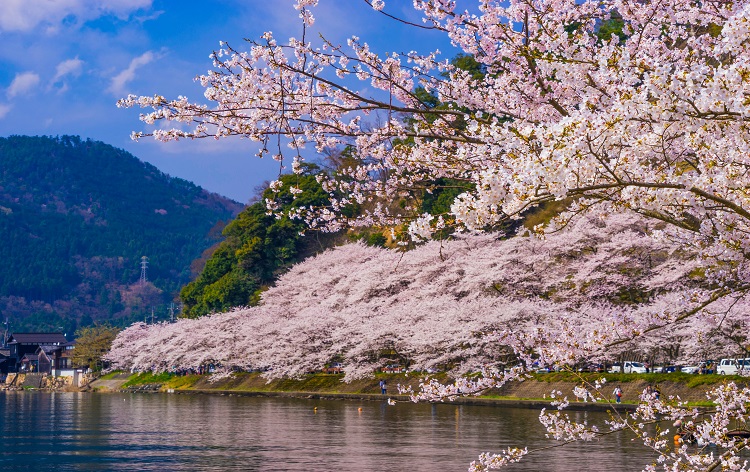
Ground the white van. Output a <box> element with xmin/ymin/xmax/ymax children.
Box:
<box><xmin>717</xmin><ymin>358</ymin><xmax>750</xmax><ymax>375</ymax></box>
<box><xmin>623</xmin><ymin>361</ymin><xmax>648</xmax><ymax>373</ymax></box>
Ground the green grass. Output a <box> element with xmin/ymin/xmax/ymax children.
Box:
<box><xmin>270</xmin><ymin>374</ymin><xmax>348</xmax><ymax>392</ymax></box>
<box><xmin>163</xmin><ymin>374</ymin><xmax>203</xmax><ymax>389</ymax></box>
<box><xmin>117</xmin><ymin>370</ymin><xmax>433</xmax><ymax>395</ymax></box>
<box><xmin>688</xmin><ymin>400</ymin><xmax>717</xmax><ymax>407</ymax></box>
<box><xmin>682</xmin><ymin>374</ymin><xmax>739</xmax><ymax>388</ymax></box>
<box><xmin>121</xmin><ymin>372</ymin><xmax>175</xmax><ymax>388</ymax></box>
<box><xmin>532</xmin><ymin>371</ymin><xmax>743</xmax><ymax>387</ymax></box>
<box><xmin>481</xmin><ymin>394</ymin><xmax>549</xmax><ymax>401</ymax></box>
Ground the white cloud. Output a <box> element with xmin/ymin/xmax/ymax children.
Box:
<box><xmin>107</xmin><ymin>51</ymin><xmax>158</xmax><ymax>96</ymax></box>
<box><xmin>6</xmin><ymin>72</ymin><xmax>41</xmax><ymax>98</ymax></box>
<box><xmin>0</xmin><ymin>0</ymin><xmax>154</xmax><ymax>33</ymax></box>
<box><xmin>0</xmin><ymin>103</ymin><xmax>11</xmax><ymax>119</ymax></box>
<box><xmin>53</xmin><ymin>57</ymin><xmax>84</xmax><ymax>82</ymax></box>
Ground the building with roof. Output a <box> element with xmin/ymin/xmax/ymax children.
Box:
<box><xmin>6</xmin><ymin>333</ymin><xmax>68</xmax><ymax>373</ymax></box>
<box><xmin>0</xmin><ymin>348</ymin><xmax>9</xmax><ymax>378</ymax></box>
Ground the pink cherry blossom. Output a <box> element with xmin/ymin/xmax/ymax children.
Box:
<box><xmin>115</xmin><ymin>1</ymin><xmax>750</xmax><ymax>469</ymax></box>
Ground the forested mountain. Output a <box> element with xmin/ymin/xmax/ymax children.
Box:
<box><xmin>0</xmin><ymin>135</ymin><xmax>243</xmax><ymax>333</ymax></box>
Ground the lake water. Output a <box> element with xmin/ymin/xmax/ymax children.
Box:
<box><xmin>0</xmin><ymin>392</ymin><xmax>655</xmax><ymax>471</ymax></box>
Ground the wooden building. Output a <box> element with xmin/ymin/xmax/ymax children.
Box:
<box><xmin>6</xmin><ymin>332</ymin><xmax>68</xmax><ymax>373</ymax></box>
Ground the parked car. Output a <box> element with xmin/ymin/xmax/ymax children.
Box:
<box><xmin>529</xmin><ymin>361</ymin><xmax>551</xmax><ymax>373</ymax></box>
<box><xmin>608</xmin><ymin>364</ymin><xmax>622</xmax><ymax>373</ymax></box>
<box><xmin>717</xmin><ymin>358</ymin><xmax>750</xmax><ymax>375</ymax></box>
<box><xmin>623</xmin><ymin>361</ymin><xmax>648</xmax><ymax>374</ymax></box>
<box><xmin>681</xmin><ymin>365</ymin><xmax>700</xmax><ymax>374</ymax></box>
<box><xmin>577</xmin><ymin>363</ymin><xmax>604</xmax><ymax>373</ymax></box>
<box><xmin>323</xmin><ymin>362</ymin><xmax>343</xmax><ymax>374</ymax></box>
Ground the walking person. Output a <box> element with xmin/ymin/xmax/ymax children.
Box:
<box><xmin>614</xmin><ymin>386</ymin><xmax>623</xmax><ymax>403</ymax></box>
<box><xmin>380</xmin><ymin>379</ymin><xmax>387</xmax><ymax>395</ymax></box>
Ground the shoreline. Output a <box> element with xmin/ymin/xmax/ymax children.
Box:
<box><xmin>6</xmin><ymin>369</ymin><xmax>745</xmax><ymax>413</ymax></box>
<box><xmin>83</xmin><ymin>370</ymin><xmax>748</xmax><ymax>412</ymax></box>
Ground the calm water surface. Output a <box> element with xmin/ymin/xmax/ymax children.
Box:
<box><xmin>0</xmin><ymin>392</ymin><xmax>654</xmax><ymax>471</ymax></box>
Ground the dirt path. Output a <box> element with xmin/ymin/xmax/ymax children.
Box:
<box><xmin>88</xmin><ymin>373</ymin><xmax>132</xmax><ymax>392</ymax></box>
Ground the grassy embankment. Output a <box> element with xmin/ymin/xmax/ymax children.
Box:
<box><xmin>119</xmin><ymin>370</ymin><xmax>439</xmax><ymax>396</ymax></box>
<box><xmin>108</xmin><ymin>371</ymin><xmax>750</xmax><ymax>407</ymax></box>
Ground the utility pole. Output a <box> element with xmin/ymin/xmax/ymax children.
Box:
<box><xmin>139</xmin><ymin>256</ymin><xmax>149</xmax><ymax>285</ymax></box>
<box><xmin>2</xmin><ymin>318</ymin><xmax>8</xmax><ymax>348</ymax></box>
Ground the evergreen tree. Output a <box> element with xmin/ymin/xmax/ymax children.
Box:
<box><xmin>180</xmin><ymin>164</ymin><xmax>332</xmax><ymax>317</ymax></box>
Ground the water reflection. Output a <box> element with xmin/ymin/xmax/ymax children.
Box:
<box><xmin>0</xmin><ymin>392</ymin><xmax>655</xmax><ymax>471</ymax></box>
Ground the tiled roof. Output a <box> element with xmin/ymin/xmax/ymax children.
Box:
<box><xmin>7</xmin><ymin>332</ymin><xmax>67</xmax><ymax>344</ymax></box>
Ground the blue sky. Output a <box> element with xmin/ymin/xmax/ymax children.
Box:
<box><xmin>0</xmin><ymin>1</ymin><xmax>456</xmax><ymax>203</ymax></box>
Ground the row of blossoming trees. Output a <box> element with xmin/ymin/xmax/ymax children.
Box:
<box><xmin>109</xmin><ymin>213</ymin><xmax>739</xmax><ymax>377</ymax></box>
<box><xmin>114</xmin><ymin>0</ymin><xmax>750</xmax><ymax>470</ymax></box>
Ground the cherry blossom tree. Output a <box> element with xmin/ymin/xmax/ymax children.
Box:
<box><xmin>119</xmin><ymin>1</ymin><xmax>750</xmax><ymax>265</ymax></box>
<box><xmin>107</xmin><ymin>213</ymin><xmax>750</xmax><ymax>471</ymax></box>
<box><xmin>115</xmin><ymin>0</ymin><xmax>750</xmax><ymax>469</ymax></box>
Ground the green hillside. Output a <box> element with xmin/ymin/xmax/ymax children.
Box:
<box><xmin>0</xmin><ymin>135</ymin><xmax>243</xmax><ymax>333</ymax></box>
<box><xmin>180</xmin><ymin>164</ymin><xmax>344</xmax><ymax>317</ymax></box>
